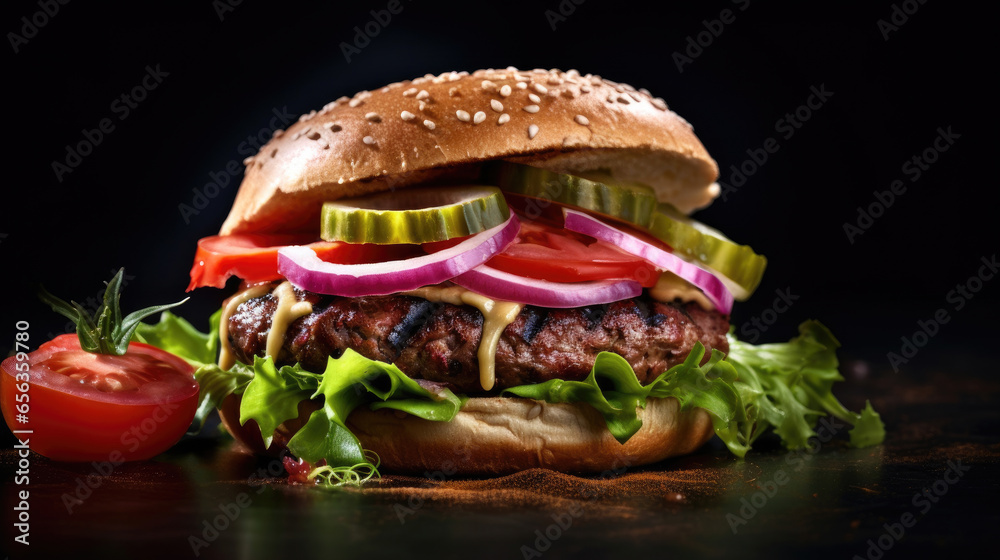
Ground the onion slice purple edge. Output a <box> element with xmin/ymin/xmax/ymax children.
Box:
<box><xmin>562</xmin><ymin>209</ymin><xmax>734</xmax><ymax>314</ymax></box>
<box><xmin>453</xmin><ymin>264</ymin><xmax>642</xmax><ymax>308</ymax></box>
<box><xmin>278</xmin><ymin>214</ymin><xmax>520</xmax><ymax>296</ymax></box>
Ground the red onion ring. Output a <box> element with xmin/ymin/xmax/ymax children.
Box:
<box><xmin>562</xmin><ymin>209</ymin><xmax>734</xmax><ymax>314</ymax></box>
<box><xmin>453</xmin><ymin>264</ymin><xmax>642</xmax><ymax>308</ymax></box>
<box><xmin>278</xmin><ymin>215</ymin><xmax>520</xmax><ymax>296</ymax></box>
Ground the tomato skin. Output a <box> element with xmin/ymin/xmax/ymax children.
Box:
<box><xmin>486</xmin><ymin>219</ymin><xmax>661</xmax><ymax>287</ymax></box>
<box><xmin>1</xmin><ymin>335</ymin><xmax>199</xmax><ymax>462</ymax></box>
<box><xmin>188</xmin><ymin>234</ymin><xmax>426</xmax><ymax>290</ymax></box>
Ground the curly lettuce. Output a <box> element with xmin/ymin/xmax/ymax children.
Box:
<box><xmin>135</xmin><ymin>312</ymin><xmax>884</xmax><ymax>479</ymax></box>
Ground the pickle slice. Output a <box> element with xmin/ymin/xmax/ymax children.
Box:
<box><xmin>649</xmin><ymin>204</ymin><xmax>767</xmax><ymax>300</ymax></box>
<box><xmin>482</xmin><ymin>162</ymin><xmax>657</xmax><ymax>226</ymax></box>
<box><xmin>321</xmin><ymin>186</ymin><xmax>510</xmax><ymax>244</ymax></box>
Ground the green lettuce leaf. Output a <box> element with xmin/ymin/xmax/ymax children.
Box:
<box><xmin>725</xmin><ymin>320</ymin><xmax>886</xmax><ymax>451</ymax></box>
<box><xmin>135</xmin><ymin>310</ymin><xmax>884</xmax><ymax>474</ymax></box>
<box><xmin>239</xmin><ymin>349</ymin><xmax>463</xmax><ymax>466</ymax></box>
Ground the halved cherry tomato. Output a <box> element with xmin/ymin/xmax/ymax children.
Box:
<box><xmin>1</xmin><ymin>335</ymin><xmax>199</xmax><ymax>461</ymax></box>
<box><xmin>188</xmin><ymin>234</ymin><xmax>424</xmax><ymax>290</ymax></box>
<box><xmin>485</xmin><ymin>219</ymin><xmax>660</xmax><ymax>287</ymax></box>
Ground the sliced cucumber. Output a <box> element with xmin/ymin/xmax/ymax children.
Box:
<box><xmin>321</xmin><ymin>186</ymin><xmax>510</xmax><ymax>244</ymax></box>
<box><xmin>482</xmin><ymin>162</ymin><xmax>657</xmax><ymax>227</ymax></box>
<box><xmin>650</xmin><ymin>204</ymin><xmax>767</xmax><ymax>300</ymax></box>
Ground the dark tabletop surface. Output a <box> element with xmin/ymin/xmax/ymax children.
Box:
<box><xmin>4</xmin><ymin>354</ymin><xmax>997</xmax><ymax>560</ymax></box>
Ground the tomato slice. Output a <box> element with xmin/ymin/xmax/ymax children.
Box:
<box><xmin>1</xmin><ymin>335</ymin><xmax>199</xmax><ymax>461</ymax></box>
<box><xmin>188</xmin><ymin>234</ymin><xmax>424</xmax><ymax>290</ymax></box>
<box><xmin>486</xmin><ymin>218</ymin><xmax>660</xmax><ymax>287</ymax></box>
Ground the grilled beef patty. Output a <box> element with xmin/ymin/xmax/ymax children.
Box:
<box><xmin>227</xmin><ymin>284</ymin><xmax>730</xmax><ymax>394</ymax></box>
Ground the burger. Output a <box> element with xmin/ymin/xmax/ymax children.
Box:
<box><xmin>180</xmin><ymin>67</ymin><xmax>882</xmax><ymax>478</ymax></box>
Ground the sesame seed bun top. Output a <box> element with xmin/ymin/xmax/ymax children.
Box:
<box><xmin>220</xmin><ymin>67</ymin><xmax>720</xmax><ymax>236</ymax></box>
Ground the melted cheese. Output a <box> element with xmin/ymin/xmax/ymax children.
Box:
<box><xmin>403</xmin><ymin>285</ymin><xmax>522</xmax><ymax>391</ymax></box>
<box><xmin>266</xmin><ymin>281</ymin><xmax>313</xmax><ymax>359</ymax></box>
<box><xmin>648</xmin><ymin>272</ymin><xmax>713</xmax><ymax>311</ymax></box>
<box><xmin>218</xmin><ymin>284</ymin><xmax>271</xmax><ymax>370</ymax></box>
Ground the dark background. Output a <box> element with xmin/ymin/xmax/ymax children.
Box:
<box><xmin>0</xmin><ymin>1</ymin><xmax>995</xmax><ymax>558</ymax></box>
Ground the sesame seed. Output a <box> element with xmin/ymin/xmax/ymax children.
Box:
<box><xmin>561</xmin><ymin>89</ymin><xmax>575</xmax><ymax>99</ymax></box>
<box><xmin>574</xmin><ymin>115</ymin><xmax>590</xmax><ymax>126</ymax></box>
<box><xmin>481</xmin><ymin>80</ymin><xmax>497</xmax><ymax>91</ymax></box>
<box><xmin>418</xmin><ymin>101</ymin><xmax>427</xmax><ymax>111</ymax></box>
<box><xmin>423</xmin><ymin>120</ymin><xmax>436</xmax><ymax>130</ymax></box>
<box><xmin>416</xmin><ymin>90</ymin><xmax>429</xmax><ymax>100</ymax></box>
<box><xmin>456</xmin><ymin>110</ymin><xmax>471</xmax><ymax>122</ymax></box>
<box><xmin>580</xmin><ymin>86</ymin><xmax>591</xmax><ymax>93</ymax></box>
<box><xmin>365</xmin><ymin>112</ymin><xmax>381</xmax><ymax>122</ymax></box>
<box><xmin>292</xmin><ymin>132</ymin><xmax>301</xmax><ymax>140</ymax></box>
<box><xmin>323</xmin><ymin>122</ymin><xmax>334</xmax><ymax>129</ymax></box>
<box><xmin>528</xmin><ymin>93</ymin><xmax>541</xmax><ymax>104</ymax></box>
<box><xmin>639</xmin><ymin>88</ymin><xmax>651</xmax><ymax>97</ymax></box>
<box><xmin>348</xmin><ymin>98</ymin><xmax>364</xmax><ymax>108</ymax></box>
<box><xmin>617</xmin><ymin>95</ymin><xmax>630</xmax><ymax>104</ymax></box>
<box><xmin>498</xmin><ymin>113</ymin><xmax>510</xmax><ymax>124</ymax></box>
<box><xmin>307</xmin><ymin>131</ymin><xmax>321</xmax><ymax>140</ymax></box>
<box><xmin>528</xmin><ymin>124</ymin><xmax>539</xmax><ymax>139</ymax></box>
<box><xmin>523</xmin><ymin>105</ymin><xmax>540</xmax><ymax>113</ymax></box>
<box><xmin>533</xmin><ymin>83</ymin><xmax>547</xmax><ymax>94</ymax></box>
<box><xmin>449</xmin><ymin>87</ymin><xmax>460</xmax><ymax>97</ymax></box>
<box><xmin>499</xmin><ymin>84</ymin><xmax>512</xmax><ymax>97</ymax></box>
<box><xmin>652</xmin><ymin>98</ymin><xmax>668</xmax><ymax>111</ymax></box>
<box><xmin>473</xmin><ymin>111</ymin><xmax>486</xmax><ymax>124</ymax></box>
<box><xmin>363</xmin><ymin>136</ymin><xmax>375</xmax><ymax>145</ymax></box>
<box><xmin>403</xmin><ymin>88</ymin><xmax>418</xmax><ymax>97</ymax></box>
<box><xmin>628</xmin><ymin>91</ymin><xmax>643</xmax><ymax>103</ymax></box>
<box><xmin>273</xmin><ymin>129</ymin><xmax>285</xmax><ymax>138</ymax></box>
<box><xmin>490</xmin><ymin>99</ymin><xmax>503</xmax><ymax>112</ymax></box>
<box><xmin>242</xmin><ymin>156</ymin><xmax>254</xmax><ymax>165</ymax></box>
<box><xmin>516</xmin><ymin>82</ymin><xmax>528</xmax><ymax>90</ymax></box>
<box><xmin>401</xmin><ymin>111</ymin><xmax>416</xmax><ymax>121</ymax></box>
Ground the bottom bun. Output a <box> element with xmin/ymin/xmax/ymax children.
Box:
<box><xmin>219</xmin><ymin>394</ymin><xmax>715</xmax><ymax>475</ymax></box>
